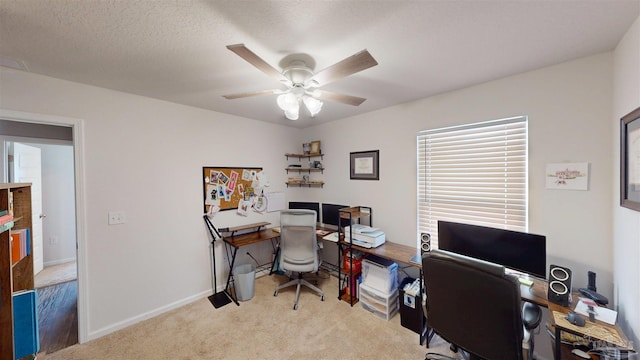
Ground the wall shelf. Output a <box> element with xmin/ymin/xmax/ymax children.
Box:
<box><xmin>285</xmin><ymin>150</ymin><xmax>324</xmax><ymax>188</ymax></box>
<box><xmin>285</xmin><ymin>181</ymin><xmax>325</xmax><ymax>188</ymax></box>
<box><xmin>285</xmin><ymin>167</ymin><xmax>324</xmax><ymax>174</ymax></box>
<box><xmin>285</xmin><ymin>153</ymin><xmax>324</xmax><ymax>160</ymax></box>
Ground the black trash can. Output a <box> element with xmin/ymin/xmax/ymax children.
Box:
<box><xmin>399</xmin><ymin>277</ymin><xmax>425</xmax><ymax>334</ymax></box>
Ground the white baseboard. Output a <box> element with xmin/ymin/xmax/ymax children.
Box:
<box><xmin>44</xmin><ymin>257</ymin><xmax>76</xmax><ymax>267</ymax></box>
<box><xmin>86</xmin><ymin>289</ymin><xmax>211</xmax><ymax>341</ymax></box>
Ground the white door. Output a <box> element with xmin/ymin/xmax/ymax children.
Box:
<box><xmin>12</xmin><ymin>143</ymin><xmax>44</xmax><ymax>274</ymax></box>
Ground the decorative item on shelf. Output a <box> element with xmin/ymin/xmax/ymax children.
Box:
<box><xmin>313</xmin><ymin>160</ymin><xmax>323</xmax><ymax>168</ymax></box>
<box><xmin>310</xmin><ymin>140</ymin><xmax>321</xmax><ymax>155</ymax></box>
<box><xmin>303</xmin><ymin>143</ymin><xmax>311</xmax><ymax>155</ymax></box>
<box><xmin>302</xmin><ymin>175</ymin><xmax>310</xmax><ymax>183</ymax></box>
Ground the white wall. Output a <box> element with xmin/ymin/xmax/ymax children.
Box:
<box><xmin>0</xmin><ymin>67</ymin><xmax>300</xmax><ymax>339</ymax></box>
<box><xmin>613</xmin><ymin>15</ymin><xmax>640</xmax><ymax>347</ymax></box>
<box><xmin>306</xmin><ymin>53</ymin><xmax>615</xmax><ymax>297</ymax></box>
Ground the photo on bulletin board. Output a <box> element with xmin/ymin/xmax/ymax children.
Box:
<box><xmin>203</xmin><ymin>166</ymin><xmax>263</xmax><ymax>212</ymax></box>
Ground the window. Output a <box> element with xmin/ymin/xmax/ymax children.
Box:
<box><xmin>417</xmin><ymin>116</ymin><xmax>528</xmax><ymax>249</ymax></box>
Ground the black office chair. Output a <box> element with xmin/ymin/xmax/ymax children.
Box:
<box><xmin>422</xmin><ymin>250</ymin><xmax>541</xmax><ymax>360</ymax></box>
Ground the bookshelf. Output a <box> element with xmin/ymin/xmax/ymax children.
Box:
<box><xmin>0</xmin><ymin>183</ymin><xmax>35</xmax><ymax>359</ymax></box>
<box><xmin>337</xmin><ymin>206</ymin><xmax>373</xmax><ymax>306</ymax></box>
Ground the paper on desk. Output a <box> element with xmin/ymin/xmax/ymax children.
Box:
<box><xmin>322</xmin><ymin>232</ymin><xmax>339</xmax><ymax>242</ymax></box>
<box><xmin>575</xmin><ymin>298</ymin><xmax>617</xmax><ymax>325</ymax></box>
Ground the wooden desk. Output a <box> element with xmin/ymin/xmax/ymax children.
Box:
<box><xmin>520</xmin><ymin>276</ymin><xmax>553</xmax><ymax>308</ymax></box>
<box><xmin>548</xmin><ymin>301</ymin><xmax>634</xmax><ymax>360</ymax></box>
<box><xmin>336</xmin><ymin>238</ymin><xmax>420</xmax><ymax>305</ymax></box>
<box><xmin>221</xmin><ymin>223</ymin><xmax>280</xmax><ymax>305</ymax></box>
<box><xmin>338</xmin><ymin>239</ymin><xmax>421</xmax><ymax>269</ymax></box>
<box><xmin>522</xmin><ymin>277</ymin><xmax>635</xmax><ymax>359</ymax></box>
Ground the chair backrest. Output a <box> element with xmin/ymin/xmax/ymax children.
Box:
<box><xmin>422</xmin><ymin>250</ymin><xmax>524</xmax><ymax>360</ymax></box>
<box><xmin>279</xmin><ymin>209</ymin><xmax>318</xmax><ymax>273</ymax></box>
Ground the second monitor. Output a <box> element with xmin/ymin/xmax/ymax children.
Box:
<box><xmin>288</xmin><ymin>201</ymin><xmax>320</xmax><ymax>224</ymax></box>
<box><xmin>321</xmin><ymin>203</ymin><xmax>349</xmax><ymax>228</ymax></box>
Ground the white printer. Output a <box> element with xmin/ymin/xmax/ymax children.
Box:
<box><xmin>343</xmin><ymin>224</ymin><xmax>386</xmax><ymax>248</ymax></box>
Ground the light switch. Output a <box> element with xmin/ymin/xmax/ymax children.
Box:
<box><xmin>108</xmin><ymin>211</ymin><xmax>126</xmax><ymax>225</ymax></box>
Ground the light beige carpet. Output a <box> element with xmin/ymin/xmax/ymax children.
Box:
<box><xmin>35</xmin><ymin>261</ymin><xmax>77</xmax><ymax>288</ymax></box>
<box><xmin>38</xmin><ymin>273</ymin><xmax>456</xmax><ymax>359</ymax></box>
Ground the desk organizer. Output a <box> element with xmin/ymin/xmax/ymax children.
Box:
<box><xmin>359</xmin><ymin>283</ymin><xmax>399</xmax><ymax>321</ymax></box>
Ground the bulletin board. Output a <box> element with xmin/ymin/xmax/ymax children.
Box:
<box><xmin>202</xmin><ymin>166</ymin><xmax>263</xmax><ymax>212</ymax></box>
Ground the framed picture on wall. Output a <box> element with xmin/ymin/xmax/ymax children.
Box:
<box><xmin>621</xmin><ymin>106</ymin><xmax>640</xmax><ymax>212</ymax></box>
<box><xmin>350</xmin><ymin>150</ymin><xmax>379</xmax><ymax>180</ymax></box>
<box><xmin>309</xmin><ymin>140</ymin><xmax>321</xmax><ymax>155</ymax></box>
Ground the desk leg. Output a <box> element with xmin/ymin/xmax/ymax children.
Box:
<box><xmin>554</xmin><ymin>326</ymin><xmax>561</xmax><ymax>360</ymax></box>
<box><xmin>337</xmin><ymin>244</ymin><xmax>342</xmax><ymax>301</ymax></box>
<box><xmin>269</xmin><ymin>246</ymin><xmax>280</xmax><ymax>275</ymax></box>
<box><xmin>419</xmin><ymin>269</ymin><xmax>426</xmax><ymax>346</ymax></box>
<box><xmin>224</xmin><ymin>244</ymin><xmax>240</xmax><ymax>306</ymax></box>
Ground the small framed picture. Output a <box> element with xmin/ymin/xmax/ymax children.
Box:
<box><xmin>350</xmin><ymin>150</ymin><xmax>379</xmax><ymax>180</ymax></box>
<box><xmin>621</xmin><ymin>106</ymin><xmax>640</xmax><ymax>211</ymax></box>
<box><xmin>309</xmin><ymin>140</ymin><xmax>321</xmax><ymax>155</ymax></box>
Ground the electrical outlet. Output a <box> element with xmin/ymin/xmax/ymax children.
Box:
<box><xmin>49</xmin><ymin>236</ymin><xmax>59</xmax><ymax>245</ymax></box>
<box><xmin>108</xmin><ymin>211</ymin><xmax>126</xmax><ymax>225</ymax></box>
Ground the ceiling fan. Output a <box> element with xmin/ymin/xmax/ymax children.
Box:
<box><xmin>223</xmin><ymin>44</ymin><xmax>378</xmax><ymax>120</ymax></box>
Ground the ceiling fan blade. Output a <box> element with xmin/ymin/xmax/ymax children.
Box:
<box><xmin>227</xmin><ymin>44</ymin><xmax>287</xmax><ymax>83</ymax></box>
<box><xmin>310</xmin><ymin>50</ymin><xmax>378</xmax><ymax>86</ymax></box>
<box><xmin>314</xmin><ymin>91</ymin><xmax>367</xmax><ymax>106</ymax></box>
<box><xmin>222</xmin><ymin>89</ymin><xmax>281</xmax><ymax>100</ymax></box>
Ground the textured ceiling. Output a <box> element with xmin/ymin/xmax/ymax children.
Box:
<box><xmin>1</xmin><ymin>1</ymin><xmax>638</xmax><ymax>128</ymax></box>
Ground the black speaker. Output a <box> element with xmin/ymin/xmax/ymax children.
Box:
<box><xmin>420</xmin><ymin>233</ymin><xmax>431</xmax><ymax>254</ymax></box>
<box><xmin>548</xmin><ymin>264</ymin><xmax>572</xmax><ymax>306</ymax></box>
<box><xmin>587</xmin><ymin>271</ymin><xmax>597</xmax><ymax>292</ymax></box>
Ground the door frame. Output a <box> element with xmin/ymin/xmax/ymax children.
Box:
<box><xmin>0</xmin><ymin>108</ymin><xmax>88</xmax><ymax>344</ymax></box>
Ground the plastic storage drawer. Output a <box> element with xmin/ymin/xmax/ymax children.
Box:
<box><xmin>360</xmin><ymin>294</ymin><xmax>399</xmax><ymax>321</ymax></box>
<box><xmin>359</xmin><ymin>283</ymin><xmax>399</xmax><ymax>320</ymax></box>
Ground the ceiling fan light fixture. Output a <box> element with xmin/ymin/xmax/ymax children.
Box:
<box><xmin>277</xmin><ymin>92</ymin><xmax>298</xmax><ymax>111</ymax></box>
<box><xmin>303</xmin><ymin>96</ymin><xmax>323</xmax><ymax>117</ymax></box>
<box><xmin>284</xmin><ymin>107</ymin><xmax>299</xmax><ymax>120</ymax></box>
<box><xmin>224</xmin><ymin>44</ymin><xmax>378</xmax><ymax>121</ymax></box>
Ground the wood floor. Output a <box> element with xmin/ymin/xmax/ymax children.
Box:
<box><xmin>37</xmin><ymin>280</ymin><xmax>78</xmax><ymax>354</ymax></box>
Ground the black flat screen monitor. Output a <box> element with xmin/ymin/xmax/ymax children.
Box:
<box><xmin>321</xmin><ymin>203</ymin><xmax>349</xmax><ymax>228</ymax></box>
<box><xmin>437</xmin><ymin>221</ymin><xmax>546</xmax><ymax>279</ymax></box>
<box><xmin>288</xmin><ymin>202</ymin><xmax>320</xmax><ymax>223</ymax></box>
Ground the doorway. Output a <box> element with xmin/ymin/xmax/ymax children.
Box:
<box><xmin>1</xmin><ymin>117</ymin><xmax>81</xmax><ymax>353</ymax></box>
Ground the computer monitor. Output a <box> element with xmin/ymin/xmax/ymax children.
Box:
<box><xmin>321</xmin><ymin>203</ymin><xmax>349</xmax><ymax>228</ymax></box>
<box><xmin>437</xmin><ymin>221</ymin><xmax>547</xmax><ymax>279</ymax></box>
<box><xmin>288</xmin><ymin>202</ymin><xmax>320</xmax><ymax>223</ymax></box>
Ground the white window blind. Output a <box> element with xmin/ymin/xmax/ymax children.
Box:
<box><xmin>417</xmin><ymin>116</ymin><xmax>528</xmax><ymax>249</ymax></box>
